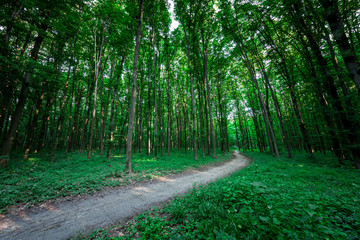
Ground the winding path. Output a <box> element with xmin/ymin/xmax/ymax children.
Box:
<box><xmin>0</xmin><ymin>151</ymin><xmax>251</xmax><ymax>240</ymax></box>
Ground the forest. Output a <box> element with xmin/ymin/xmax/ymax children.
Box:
<box><xmin>1</xmin><ymin>0</ymin><xmax>360</xmax><ymax>169</ymax></box>
<box><xmin>1</xmin><ymin>0</ymin><xmax>360</xmax><ymax>239</ymax></box>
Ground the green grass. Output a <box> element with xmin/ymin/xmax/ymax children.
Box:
<box><xmin>0</xmin><ymin>150</ymin><xmax>231</xmax><ymax>214</ymax></box>
<box><xmin>78</xmin><ymin>151</ymin><xmax>360</xmax><ymax>240</ymax></box>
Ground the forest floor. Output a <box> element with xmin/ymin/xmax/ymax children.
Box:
<box><xmin>0</xmin><ymin>151</ymin><xmax>251</xmax><ymax>240</ymax></box>
<box><xmin>75</xmin><ymin>151</ymin><xmax>360</xmax><ymax>240</ymax></box>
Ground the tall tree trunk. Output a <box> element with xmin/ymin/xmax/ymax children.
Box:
<box><xmin>203</xmin><ymin>88</ymin><xmax>210</xmax><ymax>155</ymax></box>
<box><xmin>183</xmin><ymin>107</ymin><xmax>188</xmax><ymax>151</ymax></box>
<box><xmin>217</xmin><ymin>86</ymin><xmax>225</xmax><ymax>155</ymax></box>
<box><xmin>288</xmin><ymin>83</ymin><xmax>314</xmax><ymax>152</ymax></box>
<box><xmin>234</xmin><ymin>116</ymin><xmax>240</xmax><ymax>150</ymax></box>
<box><xmin>88</xmin><ymin>22</ymin><xmax>106</xmax><ymax>159</ymax></box>
<box><xmin>98</xmin><ymin>65</ymin><xmax>106</xmax><ymax>155</ymax></box>
<box><xmin>248</xmin><ymin>90</ymin><xmax>264</xmax><ymax>152</ymax></box>
<box><xmin>225</xmin><ymin>117</ymin><xmax>230</xmax><ymax>152</ymax></box>
<box><xmin>1</xmin><ymin>20</ymin><xmax>48</xmax><ymax>165</ymax></box>
<box><xmin>201</xmin><ymin>34</ymin><xmax>217</xmax><ymax>158</ymax></box>
<box><xmin>50</xmin><ymin>61</ymin><xmax>73</xmax><ymax>162</ymax></box>
<box><xmin>261</xmin><ymin>15</ymin><xmax>313</xmax><ymax>154</ymax></box>
<box><xmin>177</xmin><ymin>113</ymin><xmax>182</xmax><ymax>151</ymax></box>
<box><xmin>147</xmin><ymin>50</ymin><xmax>152</xmax><ymax>156</ymax></box>
<box><xmin>35</xmin><ymin>94</ymin><xmax>53</xmax><ymax>152</ymax></box>
<box><xmin>152</xmin><ymin>24</ymin><xmax>159</xmax><ymax>159</ymax></box>
<box><xmin>107</xmin><ymin>55</ymin><xmax>126</xmax><ymax>159</ymax></box>
<box><xmin>138</xmin><ymin>65</ymin><xmax>144</xmax><ymax>154</ymax></box>
<box><xmin>159</xmin><ymin>63</ymin><xmax>164</xmax><ymax>156</ymax></box>
<box><xmin>233</xmin><ymin>18</ymin><xmax>280</xmax><ymax>157</ymax></box>
<box><xmin>166</xmin><ymin>67</ymin><xmax>171</xmax><ymax>156</ymax></box>
<box><xmin>80</xmin><ymin>64</ymin><xmax>93</xmax><ymax>153</ymax></box>
<box><xmin>0</xmin><ymin>104</ymin><xmax>12</xmax><ymax>146</ymax></box>
<box><xmin>235</xmin><ymin>100</ymin><xmax>245</xmax><ymax>151</ymax></box>
<box><xmin>125</xmin><ymin>0</ymin><xmax>144</xmax><ymax>173</ymax></box>
<box><xmin>68</xmin><ymin>83</ymin><xmax>82</xmax><ymax>153</ymax></box>
<box><xmin>244</xmin><ymin>54</ymin><xmax>280</xmax><ymax>158</ymax></box>
<box><xmin>147</xmin><ymin>75</ymin><xmax>152</xmax><ymax>156</ymax></box>
<box><xmin>65</xmin><ymin>66</ymin><xmax>77</xmax><ymax>153</ymax></box>
<box><xmin>24</xmin><ymin>80</ymin><xmax>47</xmax><ymax>159</ymax></box>
<box><xmin>258</xmin><ymin>60</ymin><xmax>292</xmax><ymax>158</ymax></box>
<box><xmin>319</xmin><ymin>0</ymin><xmax>360</xmax><ymax>92</ymax></box>
<box><xmin>159</xmin><ymin>87</ymin><xmax>164</xmax><ymax>155</ymax></box>
<box><xmin>296</xmin><ymin>7</ymin><xmax>360</xmax><ymax>166</ymax></box>
<box><xmin>198</xmin><ymin>82</ymin><xmax>206</xmax><ymax>157</ymax></box>
<box><xmin>184</xmin><ymin>24</ymin><xmax>197</xmax><ymax>160</ymax></box>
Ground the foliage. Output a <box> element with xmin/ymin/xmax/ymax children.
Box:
<box><xmin>79</xmin><ymin>152</ymin><xmax>360</xmax><ymax>239</ymax></box>
<box><xmin>0</xmin><ymin>150</ymin><xmax>230</xmax><ymax>214</ymax></box>
<box><xmin>1</xmin><ymin>0</ymin><xmax>360</xmax><ymax>169</ymax></box>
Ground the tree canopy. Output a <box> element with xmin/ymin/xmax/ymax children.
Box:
<box><xmin>1</xmin><ymin>0</ymin><xmax>360</xmax><ymax>170</ymax></box>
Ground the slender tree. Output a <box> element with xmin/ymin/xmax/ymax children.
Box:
<box><xmin>125</xmin><ymin>0</ymin><xmax>144</xmax><ymax>173</ymax></box>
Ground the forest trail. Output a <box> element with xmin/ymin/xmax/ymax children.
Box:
<box><xmin>0</xmin><ymin>151</ymin><xmax>251</xmax><ymax>240</ymax></box>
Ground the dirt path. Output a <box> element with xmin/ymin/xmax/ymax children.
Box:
<box><xmin>0</xmin><ymin>151</ymin><xmax>251</xmax><ymax>240</ymax></box>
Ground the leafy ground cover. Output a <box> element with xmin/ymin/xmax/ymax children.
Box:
<box><xmin>78</xmin><ymin>151</ymin><xmax>360</xmax><ymax>240</ymax></box>
<box><xmin>0</xmin><ymin>150</ymin><xmax>230</xmax><ymax>214</ymax></box>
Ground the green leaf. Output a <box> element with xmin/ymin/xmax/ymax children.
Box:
<box><xmin>273</xmin><ymin>217</ymin><xmax>281</xmax><ymax>225</ymax></box>
<box><xmin>250</xmin><ymin>181</ymin><xmax>262</xmax><ymax>187</ymax></box>
<box><xmin>306</xmin><ymin>210</ymin><xmax>316</xmax><ymax>217</ymax></box>
<box><xmin>308</xmin><ymin>204</ymin><xmax>318</xmax><ymax>210</ymax></box>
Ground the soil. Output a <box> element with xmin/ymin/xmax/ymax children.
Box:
<box><xmin>0</xmin><ymin>151</ymin><xmax>251</xmax><ymax>240</ymax></box>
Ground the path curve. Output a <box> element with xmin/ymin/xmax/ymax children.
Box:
<box><xmin>0</xmin><ymin>151</ymin><xmax>251</xmax><ymax>240</ymax></box>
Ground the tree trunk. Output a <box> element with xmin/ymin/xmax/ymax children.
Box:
<box><xmin>159</xmin><ymin>94</ymin><xmax>164</xmax><ymax>155</ymax></box>
<box><xmin>244</xmin><ymin>53</ymin><xmax>280</xmax><ymax>158</ymax></box>
<box><xmin>198</xmin><ymin>82</ymin><xmax>206</xmax><ymax>157</ymax></box>
<box><xmin>159</xmin><ymin>64</ymin><xmax>164</xmax><ymax>156</ymax></box>
<box><xmin>248</xmin><ymin>90</ymin><xmax>264</xmax><ymax>152</ymax></box>
<box><xmin>125</xmin><ymin>0</ymin><xmax>144</xmax><ymax>173</ymax></box>
<box><xmin>88</xmin><ymin>22</ymin><xmax>106</xmax><ymax>159</ymax></box>
<box><xmin>99</xmin><ymin>65</ymin><xmax>106</xmax><ymax>155</ymax></box>
<box><xmin>80</xmin><ymin>64</ymin><xmax>93</xmax><ymax>153</ymax></box>
<box><xmin>35</xmin><ymin>94</ymin><xmax>53</xmax><ymax>153</ymax></box>
<box><xmin>201</xmin><ymin>35</ymin><xmax>217</xmax><ymax>158</ymax></box>
<box><xmin>320</xmin><ymin>0</ymin><xmax>360</xmax><ymax>92</ymax></box>
<box><xmin>217</xmin><ymin>86</ymin><xmax>225</xmax><ymax>155</ymax></box>
<box><xmin>184</xmin><ymin>24</ymin><xmax>197</xmax><ymax>160</ymax></box>
<box><xmin>50</xmin><ymin>62</ymin><xmax>73</xmax><ymax>162</ymax></box>
<box><xmin>147</xmin><ymin>75</ymin><xmax>152</xmax><ymax>156</ymax></box>
<box><xmin>166</xmin><ymin>67</ymin><xmax>171</xmax><ymax>156</ymax></box>
<box><xmin>183</xmin><ymin>107</ymin><xmax>188</xmax><ymax>151</ymax></box>
<box><xmin>234</xmin><ymin>117</ymin><xmax>240</xmax><ymax>150</ymax></box>
<box><xmin>261</xmin><ymin>15</ymin><xmax>313</xmax><ymax>154</ymax></box>
<box><xmin>68</xmin><ymin>83</ymin><xmax>82</xmax><ymax>153</ymax></box>
<box><xmin>152</xmin><ymin>22</ymin><xmax>158</xmax><ymax>159</ymax></box>
<box><xmin>296</xmin><ymin>7</ymin><xmax>360</xmax><ymax>166</ymax></box>
<box><xmin>107</xmin><ymin>55</ymin><xmax>126</xmax><ymax>159</ymax></box>
<box><xmin>258</xmin><ymin>60</ymin><xmax>292</xmax><ymax>158</ymax></box>
<box><xmin>203</xmin><ymin>88</ymin><xmax>210</xmax><ymax>155</ymax></box>
<box><xmin>138</xmin><ymin>65</ymin><xmax>144</xmax><ymax>154</ymax></box>
<box><xmin>65</xmin><ymin>67</ymin><xmax>76</xmax><ymax>153</ymax></box>
<box><xmin>1</xmin><ymin>20</ymin><xmax>48</xmax><ymax>164</ymax></box>
<box><xmin>24</xmin><ymin>80</ymin><xmax>47</xmax><ymax>159</ymax></box>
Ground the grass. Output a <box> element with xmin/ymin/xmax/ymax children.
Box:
<box><xmin>77</xmin><ymin>151</ymin><xmax>360</xmax><ymax>240</ymax></box>
<box><xmin>0</xmin><ymin>150</ymin><xmax>231</xmax><ymax>214</ymax></box>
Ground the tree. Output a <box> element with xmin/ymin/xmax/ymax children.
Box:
<box><xmin>124</xmin><ymin>0</ymin><xmax>144</xmax><ymax>173</ymax></box>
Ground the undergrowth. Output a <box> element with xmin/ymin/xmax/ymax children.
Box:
<box><xmin>0</xmin><ymin>150</ymin><xmax>230</xmax><ymax>214</ymax></box>
<box><xmin>78</xmin><ymin>151</ymin><xmax>360</xmax><ymax>240</ymax></box>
